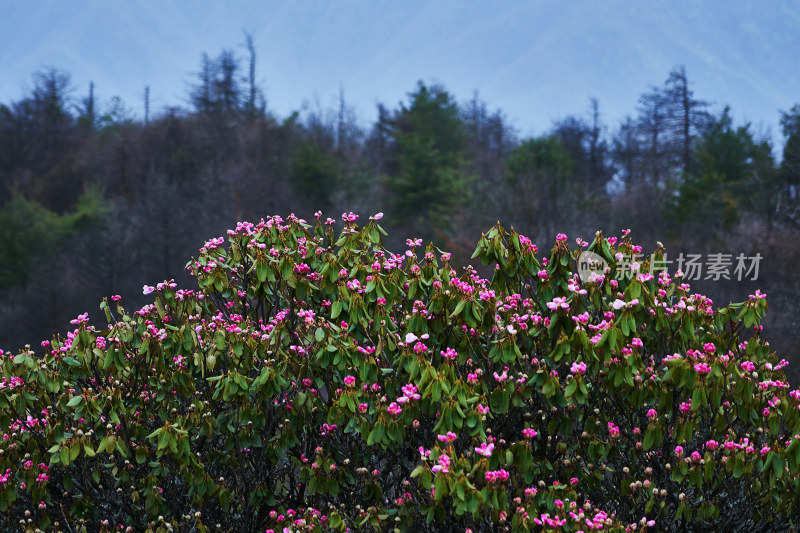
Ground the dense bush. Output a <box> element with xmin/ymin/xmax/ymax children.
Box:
<box><xmin>1</xmin><ymin>212</ymin><xmax>799</xmax><ymax>532</ymax></box>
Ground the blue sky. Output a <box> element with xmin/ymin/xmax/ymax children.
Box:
<box><xmin>1</xmin><ymin>0</ymin><xmax>798</xmax><ymax>142</ymax></box>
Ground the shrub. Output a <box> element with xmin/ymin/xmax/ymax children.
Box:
<box><xmin>1</xmin><ymin>212</ymin><xmax>799</xmax><ymax>532</ymax></box>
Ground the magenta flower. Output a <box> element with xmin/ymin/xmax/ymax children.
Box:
<box><xmin>694</xmin><ymin>362</ymin><xmax>712</xmax><ymax>374</ymax></box>
<box><xmin>485</xmin><ymin>469</ymin><xmax>510</xmax><ymax>483</ymax></box>
<box><xmin>475</xmin><ymin>442</ymin><xmax>495</xmax><ymax>457</ymax></box>
<box><xmin>522</xmin><ymin>428</ymin><xmax>538</xmax><ymax>438</ymax></box>
<box><xmin>400</xmin><ymin>383</ymin><xmax>420</xmax><ymax>401</ymax></box>
<box><xmin>647</xmin><ymin>409</ymin><xmax>658</xmax><ymax>420</ymax></box>
<box><xmin>546</xmin><ymin>296</ymin><xmax>569</xmax><ymax>311</ymax></box>
<box><xmin>343</xmin><ymin>375</ymin><xmax>356</xmax><ymax>387</ymax></box>
<box><xmin>607</xmin><ymin>422</ymin><xmax>620</xmax><ymax>437</ymax></box>
<box><xmin>432</xmin><ymin>453</ymin><xmax>451</xmax><ymax>474</ymax></box>
<box><xmin>570</xmin><ymin>361</ymin><xmax>587</xmax><ymax>375</ymax></box>
<box><xmin>437</xmin><ymin>432</ymin><xmax>457</xmax><ymax>443</ymax></box>
<box><xmin>440</xmin><ymin>347</ymin><xmax>458</xmax><ymax>359</ymax></box>
<box><xmin>387</xmin><ymin>402</ymin><xmax>403</xmax><ymax>416</ymax></box>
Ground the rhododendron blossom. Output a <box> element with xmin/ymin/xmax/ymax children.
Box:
<box><xmin>0</xmin><ymin>214</ymin><xmax>793</xmax><ymax>532</ymax></box>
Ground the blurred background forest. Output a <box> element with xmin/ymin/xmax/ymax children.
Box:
<box><xmin>1</xmin><ymin>45</ymin><xmax>800</xmax><ymax>382</ymax></box>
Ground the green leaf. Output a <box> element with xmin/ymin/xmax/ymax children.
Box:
<box><xmin>256</xmin><ymin>262</ymin><xmax>268</xmax><ymax>283</ymax></box>
<box><xmin>643</xmin><ymin>427</ymin><xmax>654</xmax><ymax>450</ymax></box>
<box><xmin>773</xmin><ymin>454</ymin><xmax>785</xmax><ymax>479</ymax></box>
<box><xmin>66</xmin><ymin>395</ymin><xmax>83</xmax><ymax>408</ymax></box>
<box><xmin>450</xmin><ymin>300</ymin><xmax>466</xmax><ymax>318</ymax></box>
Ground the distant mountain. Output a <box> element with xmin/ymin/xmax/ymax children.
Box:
<box><xmin>1</xmin><ymin>0</ymin><xmax>797</xmax><ymax>142</ymax></box>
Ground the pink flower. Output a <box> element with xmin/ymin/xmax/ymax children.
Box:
<box><xmin>387</xmin><ymin>402</ymin><xmax>403</xmax><ymax>416</ymax></box>
<box><xmin>694</xmin><ymin>362</ymin><xmax>711</xmax><ymax>374</ymax></box>
<box><xmin>143</xmin><ymin>285</ymin><xmax>155</xmax><ymax>295</ymax></box>
<box><xmin>373</xmin><ymin>212</ymin><xmax>384</xmax><ymax>220</ymax></box>
<box><xmin>485</xmin><ymin>469</ymin><xmax>510</xmax><ymax>483</ymax></box>
<box><xmin>522</xmin><ymin>428</ymin><xmax>538</xmax><ymax>438</ymax></box>
<box><xmin>440</xmin><ymin>348</ymin><xmax>458</xmax><ymax>359</ymax></box>
<box><xmin>475</xmin><ymin>442</ymin><xmax>495</xmax><ymax>457</ymax></box>
<box><xmin>432</xmin><ymin>453</ymin><xmax>451</xmax><ymax>474</ymax></box>
<box><xmin>400</xmin><ymin>383</ymin><xmax>420</xmax><ymax>401</ymax></box>
<box><xmin>344</xmin><ymin>375</ymin><xmax>356</xmax><ymax>387</ymax></box>
<box><xmin>493</xmin><ymin>370</ymin><xmax>508</xmax><ymax>382</ymax></box>
<box><xmin>437</xmin><ymin>432</ymin><xmax>457</xmax><ymax>443</ymax></box>
<box><xmin>647</xmin><ymin>409</ymin><xmax>658</xmax><ymax>420</ymax></box>
<box><xmin>608</xmin><ymin>422</ymin><xmax>620</xmax><ymax>437</ymax></box>
<box><xmin>546</xmin><ymin>296</ymin><xmax>569</xmax><ymax>311</ymax></box>
<box><xmin>570</xmin><ymin>361</ymin><xmax>587</xmax><ymax>375</ymax></box>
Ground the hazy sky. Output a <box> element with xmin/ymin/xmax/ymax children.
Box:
<box><xmin>1</xmin><ymin>0</ymin><xmax>798</xmax><ymax>141</ymax></box>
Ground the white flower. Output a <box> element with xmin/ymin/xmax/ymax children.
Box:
<box><xmin>405</xmin><ymin>333</ymin><xmax>418</xmax><ymax>344</ymax></box>
<box><xmin>612</xmin><ymin>299</ymin><xmax>626</xmax><ymax>310</ymax></box>
<box><xmin>143</xmin><ymin>285</ymin><xmax>155</xmax><ymax>295</ymax></box>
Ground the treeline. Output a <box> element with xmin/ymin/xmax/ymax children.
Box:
<box><xmin>1</xmin><ymin>46</ymin><xmax>800</xmax><ymax>379</ymax></box>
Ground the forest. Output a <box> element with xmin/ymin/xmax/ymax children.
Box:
<box><xmin>1</xmin><ymin>44</ymin><xmax>800</xmax><ymax>383</ymax></box>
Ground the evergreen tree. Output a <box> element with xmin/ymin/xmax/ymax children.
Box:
<box><xmin>386</xmin><ymin>82</ymin><xmax>468</xmax><ymax>236</ymax></box>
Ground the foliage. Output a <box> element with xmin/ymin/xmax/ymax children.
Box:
<box><xmin>1</xmin><ymin>214</ymin><xmax>799</xmax><ymax>532</ymax></box>
<box><xmin>291</xmin><ymin>141</ymin><xmax>342</xmax><ymax>210</ymax></box>
<box><xmin>386</xmin><ymin>83</ymin><xmax>469</xmax><ymax>231</ymax></box>
<box><xmin>0</xmin><ymin>187</ymin><xmax>107</xmax><ymax>291</ymax></box>
<box><xmin>670</xmin><ymin>108</ymin><xmax>778</xmax><ymax>237</ymax></box>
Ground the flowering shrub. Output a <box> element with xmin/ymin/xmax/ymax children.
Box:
<box><xmin>1</xmin><ymin>212</ymin><xmax>799</xmax><ymax>532</ymax></box>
